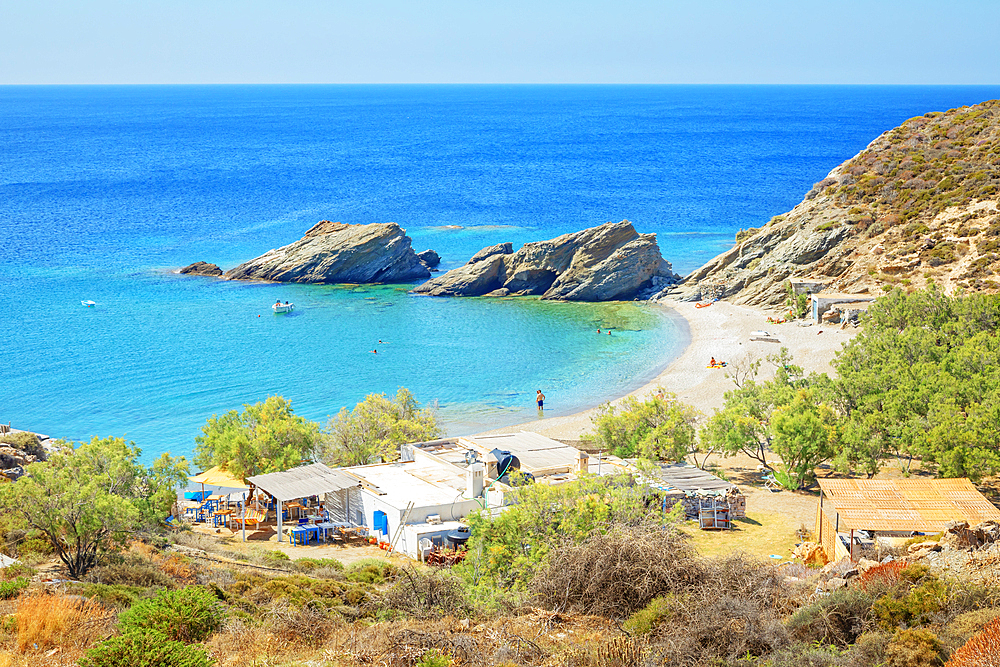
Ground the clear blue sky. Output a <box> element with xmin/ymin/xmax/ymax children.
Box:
<box><xmin>3</xmin><ymin>0</ymin><xmax>999</xmax><ymax>84</ymax></box>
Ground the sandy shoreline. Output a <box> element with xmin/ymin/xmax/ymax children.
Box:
<box><xmin>478</xmin><ymin>300</ymin><xmax>860</xmax><ymax>441</ymax></box>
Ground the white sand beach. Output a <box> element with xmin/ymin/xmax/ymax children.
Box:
<box><xmin>480</xmin><ymin>300</ymin><xmax>861</xmax><ymax>441</ymax></box>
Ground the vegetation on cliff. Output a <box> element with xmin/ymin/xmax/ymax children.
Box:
<box><xmin>682</xmin><ymin>99</ymin><xmax>1000</xmax><ymax>305</ymax></box>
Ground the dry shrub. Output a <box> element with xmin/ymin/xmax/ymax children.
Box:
<box><xmin>558</xmin><ymin>636</ymin><xmax>647</xmax><ymax>667</ymax></box>
<box><xmin>532</xmin><ymin>525</ymin><xmax>699</xmax><ymax>618</ymax></box>
<box><xmin>946</xmin><ymin>617</ymin><xmax>1000</xmax><ymax>667</ymax></box>
<box><xmin>158</xmin><ymin>555</ymin><xmax>197</xmax><ymax>584</ymax></box>
<box><xmin>860</xmin><ymin>560</ymin><xmax>906</xmax><ymax>594</ymax></box>
<box><xmin>382</xmin><ymin>566</ymin><xmax>470</xmax><ymax>618</ymax></box>
<box><xmin>15</xmin><ymin>591</ymin><xmax>113</xmax><ymax>653</ymax></box>
<box><xmin>885</xmin><ymin>628</ymin><xmax>942</xmax><ymax>667</ymax></box>
<box><xmin>787</xmin><ymin>587</ymin><xmax>876</xmax><ymax>646</ymax></box>
<box><xmin>204</xmin><ymin>617</ymin><xmax>288</xmax><ymax>667</ymax></box>
<box><xmin>264</xmin><ymin>600</ymin><xmax>339</xmax><ymax>646</ymax></box>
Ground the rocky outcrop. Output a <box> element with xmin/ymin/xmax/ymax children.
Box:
<box><xmin>224</xmin><ymin>221</ymin><xmax>433</xmax><ymax>284</ymax></box>
<box><xmin>677</xmin><ymin>99</ymin><xmax>1000</xmax><ymax>306</ymax></box>
<box><xmin>179</xmin><ymin>261</ymin><xmax>222</xmax><ymax>277</ymax></box>
<box><xmin>412</xmin><ymin>221</ymin><xmax>678</xmax><ymax>301</ymax></box>
<box><xmin>417</xmin><ymin>249</ymin><xmax>441</xmax><ymax>269</ymax></box>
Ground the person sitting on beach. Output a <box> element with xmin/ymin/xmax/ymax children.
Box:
<box><xmin>710</xmin><ymin>357</ymin><xmax>716</xmax><ymax>366</ymax></box>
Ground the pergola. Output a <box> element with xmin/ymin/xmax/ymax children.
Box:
<box><xmin>247</xmin><ymin>463</ymin><xmax>360</xmax><ymax>542</ymax></box>
<box><xmin>816</xmin><ymin>478</ymin><xmax>1000</xmax><ymax>560</ymax></box>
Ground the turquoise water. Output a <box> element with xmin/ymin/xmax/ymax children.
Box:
<box><xmin>3</xmin><ymin>85</ymin><xmax>999</xmax><ymax>462</ymax></box>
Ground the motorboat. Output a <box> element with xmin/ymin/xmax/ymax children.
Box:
<box><xmin>272</xmin><ymin>302</ymin><xmax>294</xmax><ymax>314</ymax></box>
<box><xmin>82</xmin><ymin>300</ymin><xmax>96</xmax><ymax>307</ymax></box>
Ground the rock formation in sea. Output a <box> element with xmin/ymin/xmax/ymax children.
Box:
<box><xmin>678</xmin><ymin>99</ymin><xmax>1000</xmax><ymax>306</ymax></box>
<box><xmin>179</xmin><ymin>261</ymin><xmax>223</xmax><ymax>277</ymax></box>
<box><xmin>224</xmin><ymin>221</ymin><xmax>433</xmax><ymax>284</ymax></box>
<box><xmin>412</xmin><ymin>220</ymin><xmax>679</xmax><ymax>301</ymax></box>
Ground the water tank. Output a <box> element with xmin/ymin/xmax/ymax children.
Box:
<box><xmin>487</xmin><ymin>448</ymin><xmax>520</xmax><ymax>479</ymax></box>
<box><xmin>446</xmin><ymin>525</ymin><xmax>471</xmax><ymax>549</ymax></box>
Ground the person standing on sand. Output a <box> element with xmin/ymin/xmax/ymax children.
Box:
<box><xmin>536</xmin><ymin>390</ymin><xmax>545</xmax><ymax>410</ymax></box>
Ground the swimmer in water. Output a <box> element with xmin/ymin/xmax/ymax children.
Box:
<box><xmin>372</xmin><ymin>349</ymin><xmax>377</xmax><ymax>354</ymax></box>
<box><xmin>597</xmin><ymin>329</ymin><xmax>601</xmax><ymax>334</ymax></box>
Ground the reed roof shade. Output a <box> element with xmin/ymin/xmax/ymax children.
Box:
<box><xmin>818</xmin><ymin>478</ymin><xmax>1000</xmax><ymax>532</ymax></box>
<box><xmin>247</xmin><ymin>462</ymin><xmax>359</xmax><ymax>502</ymax></box>
<box><xmin>188</xmin><ymin>465</ymin><xmax>249</xmax><ymax>490</ymax></box>
<box><xmin>647</xmin><ymin>463</ymin><xmax>736</xmax><ymax>494</ymax></box>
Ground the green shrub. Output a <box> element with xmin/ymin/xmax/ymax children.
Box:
<box><xmin>416</xmin><ymin>649</ymin><xmax>453</xmax><ymax>667</ymax></box>
<box><xmin>117</xmin><ymin>586</ymin><xmax>223</xmax><ymax>643</ymax></box>
<box><xmin>0</xmin><ymin>561</ymin><xmax>34</xmax><ymax>582</ymax></box>
<box><xmin>623</xmin><ymin>595</ymin><xmax>676</xmax><ymax>634</ymax></box>
<box><xmin>76</xmin><ymin>583</ymin><xmax>146</xmax><ymax>609</ymax></box>
<box><xmin>787</xmin><ymin>587</ymin><xmax>875</xmax><ymax>646</ymax></box>
<box><xmin>884</xmin><ymin>628</ymin><xmax>942</xmax><ymax>667</ymax></box>
<box><xmin>79</xmin><ymin>628</ymin><xmax>213</xmax><ymax>667</ymax></box>
<box><xmin>873</xmin><ymin>579</ymin><xmax>947</xmax><ymax>630</ymax></box>
<box><xmin>259</xmin><ymin>549</ymin><xmax>290</xmax><ymax>566</ymax></box>
<box><xmin>84</xmin><ymin>559</ymin><xmax>176</xmax><ymax>588</ymax></box>
<box><xmin>0</xmin><ymin>576</ymin><xmax>30</xmax><ymax>600</ymax></box>
<box><xmin>0</xmin><ymin>431</ymin><xmax>47</xmax><ymax>460</ymax></box>
<box><xmin>344</xmin><ymin>559</ymin><xmax>397</xmax><ymax>584</ymax></box>
<box><xmin>900</xmin><ymin>563</ymin><xmax>930</xmax><ymax>584</ymax></box>
<box><xmin>291</xmin><ymin>557</ymin><xmax>344</xmax><ymax>574</ymax></box>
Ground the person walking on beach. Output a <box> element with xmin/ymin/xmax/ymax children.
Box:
<box><xmin>536</xmin><ymin>389</ymin><xmax>545</xmax><ymax>410</ymax></box>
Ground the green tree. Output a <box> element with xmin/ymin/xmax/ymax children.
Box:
<box><xmin>834</xmin><ymin>286</ymin><xmax>1000</xmax><ymax>480</ymax></box>
<box><xmin>0</xmin><ymin>436</ymin><xmax>188</xmax><ymax>578</ymax></box>
<box><xmin>587</xmin><ymin>391</ymin><xmax>702</xmax><ymax>465</ymax></box>
<box><xmin>194</xmin><ymin>395</ymin><xmax>320</xmax><ymax>480</ymax></box>
<box><xmin>701</xmin><ymin>349</ymin><xmax>839</xmax><ymax>488</ymax></box>
<box><xmin>457</xmin><ymin>473</ymin><xmax>677</xmax><ymax>594</ymax></box>
<box><xmin>770</xmin><ymin>388</ymin><xmax>838</xmax><ymax>489</ymax></box>
<box><xmin>319</xmin><ymin>387</ymin><xmax>442</xmax><ymax>466</ymax></box>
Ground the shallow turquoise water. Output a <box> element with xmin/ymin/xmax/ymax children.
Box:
<box><xmin>3</xmin><ymin>84</ymin><xmax>1000</xmax><ymax>462</ymax></box>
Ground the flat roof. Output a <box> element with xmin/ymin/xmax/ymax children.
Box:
<box><xmin>819</xmin><ymin>478</ymin><xmax>1000</xmax><ymax>532</ymax></box>
<box><xmin>811</xmin><ymin>293</ymin><xmax>877</xmax><ymax>301</ymax></box>
<box><xmin>467</xmin><ymin>432</ymin><xmax>585</xmax><ymax>473</ymax></box>
<box><xmin>346</xmin><ymin>460</ymin><xmax>470</xmax><ymax>509</ymax></box>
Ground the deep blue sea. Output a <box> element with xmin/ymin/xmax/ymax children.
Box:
<box><xmin>2</xmin><ymin>85</ymin><xmax>998</xmax><ymax>463</ymax></box>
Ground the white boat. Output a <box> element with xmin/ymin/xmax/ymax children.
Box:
<box><xmin>82</xmin><ymin>300</ymin><xmax>96</xmax><ymax>307</ymax></box>
<box><xmin>272</xmin><ymin>302</ymin><xmax>294</xmax><ymax>314</ymax></box>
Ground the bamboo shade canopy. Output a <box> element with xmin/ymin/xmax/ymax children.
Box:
<box><xmin>818</xmin><ymin>478</ymin><xmax>1000</xmax><ymax>532</ymax></box>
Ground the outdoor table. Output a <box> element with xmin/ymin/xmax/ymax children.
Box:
<box><xmin>288</xmin><ymin>523</ymin><xmax>320</xmax><ymax>545</ymax></box>
<box><xmin>316</xmin><ymin>522</ymin><xmax>339</xmax><ymax>542</ymax></box>
<box><xmin>212</xmin><ymin>509</ymin><xmax>232</xmax><ymax>528</ymax></box>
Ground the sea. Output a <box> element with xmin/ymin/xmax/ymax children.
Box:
<box><xmin>2</xmin><ymin>85</ymin><xmax>998</xmax><ymax>464</ymax></box>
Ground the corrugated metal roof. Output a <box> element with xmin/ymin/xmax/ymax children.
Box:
<box><xmin>819</xmin><ymin>478</ymin><xmax>1000</xmax><ymax>532</ymax></box>
<box><xmin>247</xmin><ymin>463</ymin><xmax>359</xmax><ymax>502</ymax></box>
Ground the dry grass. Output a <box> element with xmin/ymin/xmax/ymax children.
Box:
<box><xmin>0</xmin><ymin>591</ymin><xmax>114</xmax><ymax>666</ymax></box>
<box><xmin>678</xmin><ymin>510</ymin><xmax>801</xmax><ymax>560</ymax></box>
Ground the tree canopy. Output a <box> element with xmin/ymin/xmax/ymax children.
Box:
<box><xmin>834</xmin><ymin>285</ymin><xmax>1000</xmax><ymax>480</ymax></box>
<box><xmin>194</xmin><ymin>395</ymin><xmax>320</xmax><ymax>480</ymax></box>
<box><xmin>0</xmin><ymin>436</ymin><xmax>188</xmax><ymax>578</ymax></box>
<box><xmin>319</xmin><ymin>387</ymin><xmax>442</xmax><ymax>467</ymax></box>
<box><xmin>700</xmin><ymin>349</ymin><xmax>837</xmax><ymax>489</ymax></box>
<box><xmin>586</xmin><ymin>390</ymin><xmax>702</xmax><ymax>464</ymax></box>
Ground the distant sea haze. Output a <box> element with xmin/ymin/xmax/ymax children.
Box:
<box><xmin>2</xmin><ymin>85</ymin><xmax>999</xmax><ymax>462</ymax></box>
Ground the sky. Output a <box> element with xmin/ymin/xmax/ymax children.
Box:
<box><xmin>2</xmin><ymin>1</ymin><xmax>999</xmax><ymax>85</ymax></box>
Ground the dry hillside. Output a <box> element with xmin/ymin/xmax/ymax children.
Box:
<box><xmin>679</xmin><ymin>99</ymin><xmax>1000</xmax><ymax>306</ymax></box>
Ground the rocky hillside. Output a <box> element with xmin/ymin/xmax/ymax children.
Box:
<box><xmin>678</xmin><ymin>99</ymin><xmax>1000</xmax><ymax>306</ymax></box>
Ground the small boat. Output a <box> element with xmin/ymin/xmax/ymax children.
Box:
<box><xmin>272</xmin><ymin>302</ymin><xmax>294</xmax><ymax>314</ymax></box>
<box><xmin>82</xmin><ymin>300</ymin><xmax>96</xmax><ymax>307</ymax></box>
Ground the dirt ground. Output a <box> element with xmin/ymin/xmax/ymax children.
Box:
<box><xmin>189</xmin><ymin>522</ymin><xmax>394</xmax><ymax>564</ymax></box>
